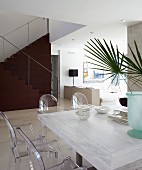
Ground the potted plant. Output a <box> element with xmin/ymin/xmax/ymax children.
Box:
<box><xmin>84</xmin><ymin>39</ymin><xmax>142</xmax><ymax>139</ymax></box>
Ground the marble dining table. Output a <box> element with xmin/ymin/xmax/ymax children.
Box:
<box><xmin>38</xmin><ymin>108</ymin><xmax>142</xmax><ymax>170</ymax></box>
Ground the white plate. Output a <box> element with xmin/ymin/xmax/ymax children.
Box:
<box><xmin>94</xmin><ymin>106</ymin><xmax>111</xmax><ymax>114</ymax></box>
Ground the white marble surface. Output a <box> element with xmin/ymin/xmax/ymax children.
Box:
<box><xmin>38</xmin><ymin>109</ymin><xmax>142</xmax><ymax>170</ymax></box>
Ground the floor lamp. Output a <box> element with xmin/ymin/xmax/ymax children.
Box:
<box><xmin>69</xmin><ymin>69</ymin><xmax>78</xmax><ymax>86</ymax></box>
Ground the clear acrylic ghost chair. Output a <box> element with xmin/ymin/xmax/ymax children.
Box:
<box><xmin>38</xmin><ymin>94</ymin><xmax>59</xmax><ymax>136</ymax></box>
<box><xmin>71</xmin><ymin>92</ymin><xmax>88</xmax><ymax>110</ymax></box>
<box><xmin>17</xmin><ymin>127</ymin><xmax>87</xmax><ymax>170</ymax></box>
<box><xmin>38</xmin><ymin>94</ymin><xmax>57</xmax><ymax>113</ymax></box>
<box><xmin>38</xmin><ymin>94</ymin><xmax>69</xmax><ymax>156</ymax></box>
<box><xmin>0</xmin><ymin>111</ymin><xmax>45</xmax><ymax>170</ymax></box>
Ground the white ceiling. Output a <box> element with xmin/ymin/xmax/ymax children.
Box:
<box><xmin>0</xmin><ymin>0</ymin><xmax>142</xmax><ymax>52</ymax></box>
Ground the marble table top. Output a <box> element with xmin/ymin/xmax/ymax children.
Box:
<box><xmin>38</xmin><ymin>109</ymin><xmax>142</xmax><ymax>170</ymax></box>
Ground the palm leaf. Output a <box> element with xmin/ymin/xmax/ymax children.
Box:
<box><xmin>84</xmin><ymin>39</ymin><xmax>126</xmax><ymax>75</ymax></box>
<box><xmin>134</xmin><ymin>41</ymin><xmax>142</xmax><ymax>68</ymax></box>
<box><xmin>84</xmin><ymin>39</ymin><xmax>142</xmax><ymax>90</ymax></box>
<box><xmin>128</xmin><ymin>42</ymin><xmax>141</xmax><ymax>69</ymax></box>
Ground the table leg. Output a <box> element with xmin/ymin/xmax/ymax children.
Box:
<box><xmin>76</xmin><ymin>152</ymin><xmax>97</xmax><ymax>170</ymax></box>
<box><xmin>41</xmin><ymin>124</ymin><xmax>45</xmax><ymax>136</ymax></box>
<box><xmin>76</xmin><ymin>152</ymin><xmax>82</xmax><ymax>166</ymax></box>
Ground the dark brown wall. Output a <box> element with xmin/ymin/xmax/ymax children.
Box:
<box><xmin>0</xmin><ymin>33</ymin><xmax>51</xmax><ymax>111</ymax></box>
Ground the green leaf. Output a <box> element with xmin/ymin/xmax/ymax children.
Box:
<box><xmin>84</xmin><ymin>39</ymin><xmax>142</xmax><ymax>90</ymax></box>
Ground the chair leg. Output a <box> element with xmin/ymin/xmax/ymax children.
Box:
<box><xmin>7</xmin><ymin>149</ymin><xmax>13</xmax><ymax>170</ymax></box>
<box><xmin>41</xmin><ymin>123</ymin><xmax>46</xmax><ymax>137</ymax></box>
<box><xmin>15</xmin><ymin>158</ymin><xmax>21</xmax><ymax>170</ymax></box>
<box><xmin>29</xmin><ymin>160</ymin><xmax>34</xmax><ymax>170</ymax></box>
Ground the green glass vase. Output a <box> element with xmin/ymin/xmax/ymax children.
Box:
<box><xmin>127</xmin><ymin>91</ymin><xmax>142</xmax><ymax>139</ymax></box>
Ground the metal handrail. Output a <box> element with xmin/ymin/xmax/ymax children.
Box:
<box><xmin>2</xmin><ymin>17</ymin><xmax>40</xmax><ymax>37</ymax></box>
<box><xmin>0</xmin><ymin>17</ymin><xmax>58</xmax><ymax>97</ymax></box>
<box><xmin>0</xmin><ymin>36</ymin><xmax>57</xmax><ymax>79</ymax></box>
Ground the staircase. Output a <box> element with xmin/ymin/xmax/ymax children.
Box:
<box><xmin>0</xmin><ymin>34</ymin><xmax>52</xmax><ymax>111</ymax></box>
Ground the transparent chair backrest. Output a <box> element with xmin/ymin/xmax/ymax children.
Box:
<box><xmin>0</xmin><ymin>111</ymin><xmax>17</xmax><ymax>149</ymax></box>
<box><xmin>17</xmin><ymin>128</ymin><xmax>45</xmax><ymax>170</ymax></box>
<box><xmin>39</xmin><ymin>94</ymin><xmax>57</xmax><ymax>112</ymax></box>
<box><xmin>71</xmin><ymin>92</ymin><xmax>88</xmax><ymax>109</ymax></box>
<box><xmin>17</xmin><ymin>128</ymin><xmax>87</xmax><ymax>170</ymax></box>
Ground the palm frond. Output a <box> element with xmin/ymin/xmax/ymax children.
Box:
<box><xmin>84</xmin><ymin>39</ymin><xmax>142</xmax><ymax>91</ymax></box>
<box><xmin>84</xmin><ymin>39</ymin><xmax>126</xmax><ymax>76</ymax></box>
<box><xmin>134</xmin><ymin>41</ymin><xmax>142</xmax><ymax>68</ymax></box>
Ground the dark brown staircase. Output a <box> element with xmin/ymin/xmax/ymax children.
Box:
<box><xmin>0</xmin><ymin>34</ymin><xmax>51</xmax><ymax>111</ymax></box>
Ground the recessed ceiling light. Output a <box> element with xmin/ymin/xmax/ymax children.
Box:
<box><xmin>90</xmin><ymin>31</ymin><xmax>94</xmax><ymax>34</ymax></box>
<box><xmin>121</xmin><ymin>19</ymin><xmax>126</xmax><ymax>22</ymax></box>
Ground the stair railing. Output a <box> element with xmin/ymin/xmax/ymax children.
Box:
<box><xmin>3</xmin><ymin>17</ymin><xmax>40</xmax><ymax>39</ymax></box>
<box><xmin>1</xmin><ymin>17</ymin><xmax>46</xmax><ymax>60</ymax></box>
<box><xmin>0</xmin><ymin>35</ymin><xmax>58</xmax><ymax>97</ymax></box>
<box><xmin>0</xmin><ymin>17</ymin><xmax>58</xmax><ymax>97</ymax></box>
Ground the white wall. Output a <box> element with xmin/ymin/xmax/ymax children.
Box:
<box><xmin>0</xmin><ymin>11</ymin><xmax>48</xmax><ymax>62</ymax></box>
<box><xmin>58</xmin><ymin>45</ymin><xmax>127</xmax><ymax>98</ymax></box>
<box><xmin>59</xmin><ymin>47</ymin><xmax>84</xmax><ymax>98</ymax></box>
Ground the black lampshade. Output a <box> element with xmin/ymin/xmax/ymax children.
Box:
<box><xmin>69</xmin><ymin>69</ymin><xmax>78</xmax><ymax>77</ymax></box>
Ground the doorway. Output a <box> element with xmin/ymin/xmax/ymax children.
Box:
<box><xmin>51</xmin><ymin>55</ymin><xmax>60</xmax><ymax>99</ymax></box>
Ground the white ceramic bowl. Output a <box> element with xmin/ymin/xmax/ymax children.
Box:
<box><xmin>94</xmin><ymin>106</ymin><xmax>111</xmax><ymax>114</ymax></box>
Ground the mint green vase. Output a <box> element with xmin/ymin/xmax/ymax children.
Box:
<box><xmin>127</xmin><ymin>91</ymin><xmax>142</xmax><ymax>139</ymax></box>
